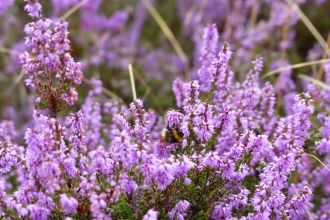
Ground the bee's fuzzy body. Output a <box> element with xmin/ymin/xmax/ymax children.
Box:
<box><xmin>161</xmin><ymin>125</ymin><xmax>183</xmax><ymax>143</ymax></box>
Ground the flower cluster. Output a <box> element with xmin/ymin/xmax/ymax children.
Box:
<box><xmin>1</xmin><ymin>1</ymin><xmax>330</xmax><ymax>220</ymax></box>
<box><xmin>19</xmin><ymin>0</ymin><xmax>83</xmax><ymax>114</ymax></box>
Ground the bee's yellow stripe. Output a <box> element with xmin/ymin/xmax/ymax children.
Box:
<box><xmin>172</xmin><ymin>129</ymin><xmax>183</xmax><ymax>143</ymax></box>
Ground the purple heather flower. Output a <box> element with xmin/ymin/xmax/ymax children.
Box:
<box><xmin>172</xmin><ymin>78</ymin><xmax>186</xmax><ymax>107</ymax></box>
<box><xmin>20</xmin><ymin>5</ymin><xmax>83</xmax><ymax>108</ymax></box>
<box><xmin>89</xmin><ymin>146</ymin><xmax>114</xmax><ymax>175</ymax></box>
<box><xmin>88</xmin><ymin>77</ymin><xmax>102</xmax><ymax>95</ymax></box>
<box><xmin>285</xmin><ymin>185</ymin><xmax>312</xmax><ymax>218</ymax></box>
<box><xmin>184</xmin><ymin>80</ymin><xmax>200</xmax><ymax>107</ymax></box>
<box><xmin>24</xmin><ymin>0</ymin><xmax>42</xmax><ymax>18</ymax></box>
<box><xmin>210</xmin><ymin>201</ymin><xmax>232</xmax><ymax>219</ymax></box>
<box><xmin>36</xmin><ymin>192</ymin><xmax>55</xmax><ymax>211</ymax></box>
<box><xmin>130</xmin><ymin>99</ymin><xmax>144</xmax><ymax>122</ymax></box>
<box><xmin>63</xmin><ymin>54</ymin><xmax>83</xmax><ymax>85</ymax></box>
<box><xmin>215</xmin><ymin>106</ymin><xmax>237</xmax><ymax>152</ymax></box>
<box><xmin>15</xmin><ymin>203</ymin><xmax>29</xmax><ymax>217</ymax></box>
<box><xmin>154</xmin><ymin>160</ymin><xmax>174</xmax><ymax>190</ymax></box>
<box><xmin>168</xmin><ymin>200</ymin><xmax>190</xmax><ymax>220</ymax></box>
<box><xmin>146</xmin><ymin>109</ymin><xmax>157</xmax><ymax>133</ymax></box>
<box><xmin>316</xmin><ymin>138</ymin><xmax>330</xmax><ymax>155</ymax></box>
<box><xmin>111</xmin><ymin>130</ymin><xmax>138</xmax><ymax>168</ymax></box>
<box><xmin>0</xmin><ymin>120</ymin><xmax>17</xmax><ymax>142</ymax></box>
<box><xmin>143</xmin><ymin>208</ymin><xmax>159</xmax><ymax>220</ymax></box>
<box><xmin>63</xmin><ymin>157</ymin><xmax>77</xmax><ymax>178</ymax></box>
<box><xmin>274</xmin><ymin>93</ymin><xmax>314</xmax><ymax>154</ymax></box>
<box><xmin>259</xmin><ymin>82</ymin><xmax>276</xmax><ymax>130</ymax></box>
<box><xmin>213</xmin><ymin>67</ymin><xmax>234</xmax><ymax>106</ymax></box>
<box><xmin>197</xmin><ymin>24</ymin><xmax>219</xmax><ymax>92</ymax></box>
<box><xmin>115</xmin><ymin>113</ymin><xmax>133</xmax><ymax>136</ymax></box>
<box><xmin>61</xmin><ymin>87</ymin><xmax>78</xmax><ymax>106</ymax></box>
<box><xmin>12</xmin><ymin>184</ymin><xmax>35</xmax><ymax>205</ymax></box>
<box><xmin>0</xmin><ymin>142</ymin><xmax>17</xmax><ymax>174</ymax></box>
<box><xmin>202</xmin><ymin>151</ymin><xmax>222</xmax><ymax>169</ymax></box>
<box><xmin>154</xmin><ymin>140</ymin><xmax>178</xmax><ymax>159</ymax></box>
<box><xmin>219</xmin><ymin>159</ymin><xmax>236</xmax><ymax>180</ymax></box>
<box><xmin>172</xmin><ymin>155</ymin><xmax>195</xmax><ymax>178</ymax></box>
<box><xmin>38</xmin><ymin>155</ymin><xmax>61</xmax><ymax>194</ymax></box>
<box><xmin>0</xmin><ymin>180</ymin><xmax>7</xmax><ymax>213</ymax></box>
<box><xmin>208</xmin><ymin>43</ymin><xmax>233</xmax><ymax>97</ymax></box>
<box><xmin>252</xmin><ymin>57</ymin><xmax>264</xmax><ymax>72</ymax></box>
<box><xmin>120</xmin><ymin>176</ymin><xmax>137</xmax><ymax>195</ymax></box>
<box><xmin>139</xmin><ymin>156</ymin><xmax>155</xmax><ymax>186</ymax></box>
<box><xmin>230</xmin><ymin>188</ymin><xmax>250</xmax><ymax>209</ymax></box>
<box><xmin>134</xmin><ymin>123</ymin><xmax>148</xmax><ymax>144</ymax></box>
<box><xmin>82</xmin><ymin>93</ymin><xmax>102</xmax><ymax>150</ymax></box>
<box><xmin>69</xmin><ymin>110</ymin><xmax>86</xmax><ymax>152</ymax></box>
<box><xmin>318</xmin><ymin>112</ymin><xmax>330</xmax><ymax>138</ymax></box>
<box><xmin>27</xmin><ymin>204</ymin><xmax>50</xmax><ymax>220</ymax></box>
<box><xmin>193</xmin><ymin>103</ymin><xmax>214</xmax><ymax>142</ymax></box>
<box><xmin>89</xmin><ymin>192</ymin><xmax>107</xmax><ymax>219</ymax></box>
<box><xmin>166</xmin><ymin>110</ymin><xmax>183</xmax><ymax>128</ymax></box>
<box><xmin>60</xmin><ymin>194</ymin><xmax>78</xmax><ymax>214</ymax></box>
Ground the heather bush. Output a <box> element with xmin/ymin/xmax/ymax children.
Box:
<box><xmin>1</xmin><ymin>0</ymin><xmax>330</xmax><ymax>220</ymax></box>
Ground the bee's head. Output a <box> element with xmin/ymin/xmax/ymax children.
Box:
<box><xmin>161</xmin><ymin>128</ymin><xmax>169</xmax><ymax>141</ymax></box>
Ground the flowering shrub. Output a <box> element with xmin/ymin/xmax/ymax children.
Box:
<box><xmin>1</xmin><ymin>0</ymin><xmax>330</xmax><ymax>220</ymax></box>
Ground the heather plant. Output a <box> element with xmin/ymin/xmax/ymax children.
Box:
<box><xmin>1</xmin><ymin>0</ymin><xmax>330</xmax><ymax>220</ymax></box>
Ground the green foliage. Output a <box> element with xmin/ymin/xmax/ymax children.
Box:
<box><xmin>111</xmin><ymin>193</ymin><xmax>134</xmax><ymax>219</ymax></box>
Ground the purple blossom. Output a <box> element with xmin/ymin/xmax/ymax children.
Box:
<box><xmin>172</xmin><ymin>78</ymin><xmax>186</xmax><ymax>107</ymax></box>
<box><xmin>27</xmin><ymin>204</ymin><xmax>50</xmax><ymax>220</ymax></box>
<box><xmin>197</xmin><ymin>24</ymin><xmax>219</xmax><ymax>92</ymax></box>
<box><xmin>285</xmin><ymin>185</ymin><xmax>312</xmax><ymax>218</ymax></box>
<box><xmin>166</xmin><ymin>110</ymin><xmax>183</xmax><ymax>128</ymax></box>
<box><xmin>168</xmin><ymin>200</ymin><xmax>190</xmax><ymax>220</ymax></box>
<box><xmin>61</xmin><ymin>87</ymin><xmax>78</xmax><ymax>106</ymax></box>
<box><xmin>20</xmin><ymin>6</ymin><xmax>83</xmax><ymax>110</ymax></box>
<box><xmin>3</xmin><ymin>3</ymin><xmax>330</xmax><ymax>217</ymax></box>
<box><xmin>209</xmin><ymin>43</ymin><xmax>232</xmax><ymax>87</ymax></box>
<box><xmin>88</xmin><ymin>146</ymin><xmax>114</xmax><ymax>175</ymax></box>
<box><xmin>172</xmin><ymin>155</ymin><xmax>195</xmax><ymax>178</ymax></box>
<box><xmin>63</xmin><ymin>54</ymin><xmax>83</xmax><ymax>85</ymax></box>
<box><xmin>120</xmin><ymin>176</ymin><xmax>137</xmax><ymax>195</ymax></box>
<box><xmin>15</xmin><ymin>203</ymin><xmax>29</xmax><ymax>217</ymax></box>
<box><xmin>0</xmin><ymin>142</ymin><xmax>17</xmax><ymax>174</ymax></box>
<box><xmin>252</xmin><ymin>57</ymin><xmax>264</xmax><ymax>72</ymax></box>
<box><xmin>154</xmin><ymin>160</ymin><xmax>174</xmax><ymax>190</ymax></box>
<box><xmin>211</xmin><ymin>201</ymin><xmax>232</xmax><ymax>219</ymax></box>
<box><xmin>193</xmin><ymin>103</ymin><xmax>214</xmax><ymax>142</ymax></box>
<box><xmin>89</xmin><ymin>192</ymin><xmax>108</xmax><ymax>219</ymax></box>
<box><xmin>60</xmin><ymin>194</ymin><xmax>78</xmax><ymax>214</ymax></box>
<box><xmin>69</xmin><ymin>110</ymin><xmax>86</xmax><ymax>151</ymax></box>
<box><xmin>115</xmin><ymin>113</ymin><xmax>133</xmax><ymax>135</ymax></box>
<box><xmin>230</xmin><ymin>188</ymin><xmax>250</xmax><ymax>209</ymax></box>
<box><xmin>0</xmin><ymin>120</ymin><xmax>17</xmax><ymax>142</ymax></box>
<box><xmin>111</xmin><ymin>130</ymin><xmax>138</xmax><ymax>168</ymax></box>
<box><xmin>24</xmin><ymin>0</ymin><xmax>42</xmax><ymax>18</ymax></box>
<box><xmin>82</xmin><ymin>91</ymin><xmax>102</xmax><ymax>150</ymax></box>
<box><xmin>143</xmin><ymin>208</ymin><xmax>159</xmax><ymax>220</ymax></box>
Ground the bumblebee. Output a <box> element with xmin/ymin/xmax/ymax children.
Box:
<box><xmin>161</xmin><ymin>125</ymin><xmax>183</xmax><ymax>143</ymax></box>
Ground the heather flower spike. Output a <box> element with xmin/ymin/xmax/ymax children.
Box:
<box><xmin>20</xmin><ymin>1</ymin><xmax>83</xmax><ymax>115</ymax></box>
